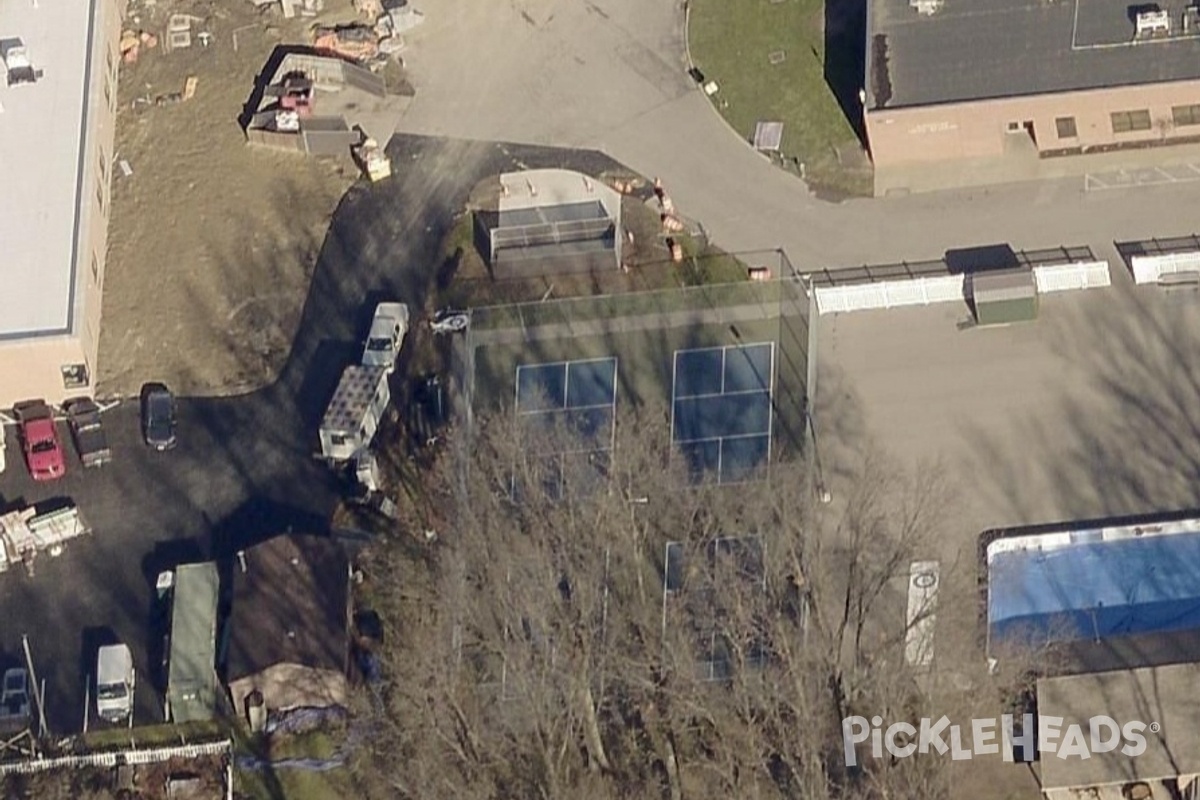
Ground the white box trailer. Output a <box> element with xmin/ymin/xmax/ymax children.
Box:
<box><xmin>0</xmin><ymin>502</ymin><xmax>91</xmax><ymax>574</ymax></box>
<box><xmin>319</xmin><ymin>364</ymin><xmax>392</xmax><ymax>462</ymax></box>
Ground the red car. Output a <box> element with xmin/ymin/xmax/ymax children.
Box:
<box><xmin>14</xmin><ymin>400</ymin><xmax>65</xmax><ymax>481</ymax></box>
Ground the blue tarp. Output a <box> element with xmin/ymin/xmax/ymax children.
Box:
<box><xmin>988</xmin><ymin>531</ymin><xmax>1200</xmax><ymax>647</ymax></box>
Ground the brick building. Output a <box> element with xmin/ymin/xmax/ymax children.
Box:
<box><xmin>865</xmin><ymin>0</ymin><xmax>1200</xmax><ymax>191</ymax></box>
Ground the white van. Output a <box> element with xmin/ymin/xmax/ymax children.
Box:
<box><xmin>96</xmin><ymin>644</ymin><xmax>134</xmax><ymax>723</ymax></box>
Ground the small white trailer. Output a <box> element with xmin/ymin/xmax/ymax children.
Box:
<box><xmin>319</xmin><ymin>364</ymin><xmax>392</xmax><ymax>462</ymax></box>
<box><xmin>0</xmin><ymin>502</ymin><xmax>91</xmax><ymax>575</ymax></box>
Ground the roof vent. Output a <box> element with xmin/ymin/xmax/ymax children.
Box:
<box><xmin>1134</xmin><ymin>8</ymin><xmax>1170</xmax><ymax>38</ymax></box>
<box><xmin>1</xmin><ymin>40</ymin><xmax>41</xmax><ymax>86</ymax></box>
<box><xmin>909</xmin><ymin>0</ymin><xmax>944</xmax><ymax>14</ymax></box>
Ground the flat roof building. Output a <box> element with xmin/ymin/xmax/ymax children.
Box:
<box><xmin>0</xmin><ymin>0</ymin><xmax>123</xmax><ymax>407</ymax></box>
<box><xmin>865</xmin><ymin>0</ymin><xmax>1200</xmax><ymax>192</ymax></box>
<box><xmin>1038</xmin><ymin>662</ymin><xmax>1200</xmax><ymax>800</ymax></box>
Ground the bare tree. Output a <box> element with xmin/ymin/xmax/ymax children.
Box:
<box><xmin>355</xmin><ymin>409</ymin><xmax>979</xmax><ymax>800</ymax></box>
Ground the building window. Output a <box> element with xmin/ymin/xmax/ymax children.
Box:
<box><xmin>62</xmin><ymin>363</ymin><xmax>90</xmax><ymax>390</ymax></box>
<box><xmin>1173</xmin><ymin>104</ymin><xmax>1200</xmax><ymax>127</ymax></box>
<box><xmin>1055</xmin><ymin>116</ymin><xmax>1078</xmax><ymax>139</ymax></box>
<box><xmin>1111</xmin><ymin>109</ymin><xmax>1152</xmax><ymax>134</ymax></box>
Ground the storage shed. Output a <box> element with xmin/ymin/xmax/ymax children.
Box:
<box><xmin>167</xmin><ymin>562</ymin><xmax>220</xmax><ymax>723</ymax></box>
<box><xmin>971</xmin><ymin>268</ymin><xmax>1037</xmax><ymax>325</ymax></box>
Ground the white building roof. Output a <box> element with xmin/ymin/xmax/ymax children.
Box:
<box><xmin>0</xmin><ymin>0</ymin><xmax>96</xmax><ymax>339</ymax></box>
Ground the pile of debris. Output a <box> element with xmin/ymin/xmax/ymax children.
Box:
<box><xmin>119</xmin><ymin>29</ymin><xmax>158</xmax><ymax>64</ymax></box>
<box><xmin>311</xmin><ymin>23</ymin><xmax>380</xmax><ymax>62</ymax></box>
<box><xmin>247</xmin><ymin>0</ymin><xmax>324</xmax><ymax>19</ymax></box>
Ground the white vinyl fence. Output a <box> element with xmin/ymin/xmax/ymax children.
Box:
<box><xmin>0</xmin><ymin>739</ymin><xmax>233</xmax><ymax>800</ymax></box>
<box><xmin>813</xmin><ymin>274</ymin><xmax>965</xmax><ymax>315</ymax></box>
<box><xmin>1130</xmin><ymin>251</ymin><xmax>1200</xmax><ymax>284</ymax></box>
<box><xmin>1031</xmin><ymin>260</ymin><xmax>1111</xmax><ymax>293</ymax></box>
<box><xmin>813</xmin><ymin>261</ymin><xmax>1113</xmax><ymax>315</ymax></box>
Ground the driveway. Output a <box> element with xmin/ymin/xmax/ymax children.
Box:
<box><xmin>393</xmin><ymin>0</ymin><xmax>1200</xmax><ymax>272</ymax></box>
<box><xmin>0</xmin><ymin>135</ymin><xmax>630</xmax><ymax>735</ymax></box>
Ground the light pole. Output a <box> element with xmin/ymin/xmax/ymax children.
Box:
<box><xmin>807</xmin><ymin>410</ymin><xmax>832</xmax><ymax>504</ymax></box>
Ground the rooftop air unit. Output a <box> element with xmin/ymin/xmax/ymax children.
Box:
<box><xmin>1135</xmin><ymin>8</ymin><xmax>1171</xmax><ymax>38</ymax></box>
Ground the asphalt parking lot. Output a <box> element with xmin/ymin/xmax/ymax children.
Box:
<box><xmin>0</xmin><ymin>135</ymin><xmax>630</xmax><ymax>736</ymax></box>
<box><xmin>814</xmin><ymin>273</ymin><xmax>1200</xmax><ymax>568</ymax></box>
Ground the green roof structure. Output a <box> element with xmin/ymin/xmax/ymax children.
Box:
<box><xmin>167</xmin><ymin>561</ymin><xmax>219</xmax><ymax>723</ymax></box>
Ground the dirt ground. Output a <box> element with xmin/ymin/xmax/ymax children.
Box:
<box><xmin>100</xmin><ymin>0</ymin><xmax>372</xmax><ymax>397</ymax></box>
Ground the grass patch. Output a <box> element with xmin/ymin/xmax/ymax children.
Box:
<box><xmin>236</xmin><ymin>766</ymin><xmax>356</xmax><ymax>800</ymax></box>
<box><xmin>234</xmin><ymin>723</ymin><xmax>355</xmax><ymax>800</ymax></box>
<box><xmin>82</xmin><ymin>720</ymin><xmax>223</xmax><ymax>750</ymax></box>
<box><xmin>688</xmin><ymin>0</ymin><xmax>871</xmax><ymax>195</ymax></box>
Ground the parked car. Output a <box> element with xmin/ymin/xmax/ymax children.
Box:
<box><xmin>64</xmin><ymin>398</ymin><xmax>112</xmax><ymax>468</ymax></box>
<box><xmin>14</xmin><ymin>400</ymin><xmax>65</xmax><ymax>481</ymax></box>
<box><xmin>361</xmin><ymin>302</ymin><xmax>409</xmax><ymax>368</ymax></box>
<box><xmin>140</xmin><ymin>383</ymin><xmax>177</xmax><ymax>451</ymax></box>
<box><xmin>96</xmin><ymin>644</ymin><xmax>135</xmax><ymax>723</ymax></box>
<box><xmin>0</xmin><ymin>668</ymin><xmax>30</xmax><ymax>733</ymax></box>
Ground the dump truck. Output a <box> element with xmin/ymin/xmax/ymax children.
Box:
<box><xmin>0</xmin><ymin>502</ymin><xmax>91</xmax><ymax>575</ymax></box>
<box><xmin>319</xmin><ymin>365</ymin><xmax>392</xmax><ymax>462</ymax></box>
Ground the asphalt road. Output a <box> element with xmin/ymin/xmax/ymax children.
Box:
<box><xmin>0</xmin><ymin>135</ymin><xmax>628</xmax><ymax>736</ymax></box>
<box><xmin>394</xmin><ymin>0</ymin><xmax>1200</xmax><ymax>273</ymax></box>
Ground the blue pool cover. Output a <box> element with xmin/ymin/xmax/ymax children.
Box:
<box><xmin>989</xmin><ymin>530</ymin><xmax>1200</xmax><ymax>647</ymax></box>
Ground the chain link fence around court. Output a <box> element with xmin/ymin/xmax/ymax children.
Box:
<box><xmin>465</xmin><ymin>258</ymin><xmax>814</xmax><ymax>464</ymax></box>
<box><xmin>471</xmin><ymin>256</ymin><xmax>801</xmax><ymax>334</ymax></box>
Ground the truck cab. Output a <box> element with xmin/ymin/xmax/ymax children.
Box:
<box><xmin>14</xmin><ymin>401</ymin><xmax>65</xmax><ymax>481</ymax></box>
<box><xmin>96</xmin><ymin>644</ymin><xmax>134</xmax><ymax>723</ymax></box>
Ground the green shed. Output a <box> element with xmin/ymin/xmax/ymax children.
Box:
<box><xmin>167</xmin><ymin>562</ymin><xmax>219</xmax><ymax>723</ymax></box>
<box><xmin>972</xmin><ymin>268</ymin><xmax>1038</xmax><ymax>326</ymax></box>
